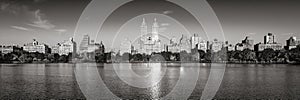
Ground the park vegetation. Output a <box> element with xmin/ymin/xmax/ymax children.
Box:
<box><xmin>1</xmin><ymin>45</ymin><xmax>300</xmax><ymax>64</ymax></box>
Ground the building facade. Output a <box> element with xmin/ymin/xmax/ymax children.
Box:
<box><xmin>235</xmin><ymin>36</ymin><xmax>254</xmax><ymax>51</ymax></box>
<box><xmin>0</xmin><ymin>45</ymin><xmax>14</xmax><ymax>54</ymax></box>
<box><xmin>264</xmin><ymin>33</ymin><xmax>275</xmax><ymax>44</ymax></box>
<box><xmin>167</xmin><ymin>37</ymin><xmax>180</xmax><ymax>53</ymax></box>
<box><xmin>138</xmin><ymin>18</ymin><xmax>162</xmax><ymax>55</ymax></box>
<box><xmin>285</xmin><ymin>36</ymin><xmax>300</xmax><ymax>50</ymax></box>
<box><xmin>23</xmin><ymin>39</ymin><xmax>50</xmax><ymax>54</ymax></box>
<box><xmin>191</xmin><ymin>34</ymin><xmax>207</xmax><ymax>52</ymax></box>
<box><xmin>52</xmin><ymin>38</ymin><xmax>77</xmax><ymax>55</ymax></box>
<box><xmin>209</xmin><ymin>39</ymin><xmax>224</xmax><ymax>52</ymax></box>
<box><xmin>120</xmin><ymin>38</ymin><xmax>132</xmax><ymax>54</ymax></box>
<box><xmin>79</xmin><ymin>34</ymin><xmax>90</xmax><ymax>53</ymax></box>
<box><xmin>179</xmin><ymin>35</ymin><xmax>191</xmax><ymax>53</ymax></box>
<box><xmin>255</xmin><ymin>33</ymin><xmax>283</xmax><ymax>51</ymax></box>
<box><xmin>254</xmin><ymin>43</ymin><xmax>283</xmax><ymax>51</ymax></box>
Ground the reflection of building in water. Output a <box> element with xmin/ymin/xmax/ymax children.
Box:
<box><xmin>52</xmin><ymin>38</ymin><xmax>77</xmax><ymax>55</ymax></box>
<box><xmin>138</xmin><ymin>18</ymin><xmax>162</xmax><ymax>55</ymax></box>
<box><xmin>23</xmin><ymin>39</ymin><xmax>50</xmax><ymax>54</ymax></box>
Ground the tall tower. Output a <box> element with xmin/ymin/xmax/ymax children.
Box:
<box><xmin>152</xmin><ymin>18</ymin><xmax>159</xmax><ymax>41</ymax></box>
<box><xmin>264</xmin><ymin>33</ymin><xmax>275</xmax><ymax>44</ymax></box>
<box><xmin>141</xmin><ymin>18</ymin><xmax>147</xmax><ymax>41</ymax></box>
<box><xmin>140</xmin><ymin>18</ymin><xmax>147</xmax><ymax>53</ymax></box>
<box><xmin>79</xmin><ymin>34</ymin><xmax>90</xmax><ymax>52</ymax></box>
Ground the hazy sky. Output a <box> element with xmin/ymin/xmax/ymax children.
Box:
<box><xmin>0</xmin><ymin>0</ymin><xmax>299</xmax><ymax>50</ymax></box>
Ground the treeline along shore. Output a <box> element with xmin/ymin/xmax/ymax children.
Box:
<box><xmin>1</xmin><ymin>45</ymin><xmax>300</xmax><ymax>64</ymax></box>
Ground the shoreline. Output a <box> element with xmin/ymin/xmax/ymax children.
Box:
<box><xmin>0</xmin><ymin>61</ymin><xmax>299</xmax><ymax>65</ymax></box>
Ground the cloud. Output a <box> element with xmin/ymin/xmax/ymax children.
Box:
<box><xmin>11</xmin><ymin>26</ymin><xmax>31</xmax><ymax>31</ymax></box>
<box><xmin>34</xmin><ymin>0</ymin><xmax>47</xmax><ymax>3</ymax></box>
<box><xmin>160</xmin><ymin>23</ymin><xmax>170</xmax><ymax>27</ymax></box>
<box><xmin>279</xmin><ymin>33</ymin><xmax>295</xmax><ymax>36</ymax></box>
<box><xmin>248</xmin><ymin>33</ymin><xmax>256</xmax><ymax>35</ymax></box>
<box><xmin>55</xmin><ymin>29</ymin><xmax>67</xmax><ymax>33</ymax></box>
<box><xmin>163</xmin><ymin>10</ymin><xmax>173</xmax><ymax>15</ymax></box>
<box><xmin>159</xmin><ymin>27</ymin><xmax>167</xmax><ymax>33</ymax></box>
<box><xmin>27</xmin><ymin>9</ymin><xmax>55</xmax><ymax>30</ymax></box>
<box><xmin>0</xmin><ymin>2</ymin><xmax>25</xmax><ymax>15</ymax></box>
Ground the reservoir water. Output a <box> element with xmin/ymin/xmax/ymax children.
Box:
<box><xmin>0</xmin><ymin>63</ymin><xmax>299</xmax><ymax>99</ymax></box>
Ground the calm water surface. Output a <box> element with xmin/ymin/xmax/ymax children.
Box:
<box><xmin>0</xmin><ymin>63</ymin><xmax>299</xmax><ymax>99</ymax></box>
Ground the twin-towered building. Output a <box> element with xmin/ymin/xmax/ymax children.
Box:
<box><xmin>138</xmin><ymin>18</ymin><xmax>162</xmax><ymax>54</ymax></box>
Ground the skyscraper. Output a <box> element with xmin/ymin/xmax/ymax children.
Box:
<box><xmin>138</xmin><ymin>18</ymin><xmax>162</xmax><ymax>54</ymax></box>
<box><xmin>79</xmin><ymin>34</ymin><xmax>90</xmax><ymax>52</ymax></box>
<box><xmin>255</xmin><ymin>33</ymin><xmax>283</xmax><ymax>51</ymax></box>
<box><xmin>152</xmin><ymin>18</ymin><xmax>159</xmax><ymax>41</ymax></box>
<box><xmin>264</xmin><ymin>33</ymin><xmax>275</xmax><ymax>44</ymax></box>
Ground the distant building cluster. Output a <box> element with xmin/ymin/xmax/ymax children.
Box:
<box><xmin>117</xmin><ymin>18</ymin><xmax>300</xmax><ymax>55</ymax></box>
<box><xmin>23</xmin><ymin>39</ymin><xmax>51</xmax><ymax>54</ymax></box>
<box><xmin>52</xmin><ymin>38</ymin><xmax>77</xmax><ymax>56</ymax></box>
<box><xmin>254</xmin><ymin>33</ymin><xmax>283</xmax><ymax>51</ymax></box>
<box><xmin>137</xmin><ymin>18</ymin><xmax>163</xmax><ymax>55</ymax></box>
<box><xmin>79</xmin><ymin>34</ymin><xmax>105</xmax><ymax>60</ymax></box>
<box><xmin>285</xmin><ymin>36</ymin><xmax>300</xmax><ymax>50</ymax></box>
<box><xmin>1</xmin><ymin>18</ymin><xmax>300</xmax><ymax>59</ymax></box>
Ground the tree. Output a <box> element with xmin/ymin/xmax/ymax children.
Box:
<box><xmin>260</xmin><ymin>48</ymin><xmax>276</xmax><ymax>62</ymax></box>
<box><xmin>59</xmin><ymin>55</ymin><xmax>68</xmax><ymax>63</ymax></box>
<box><xmin>132</xmin><ymin>53</ymin><xmax>143</xmax><ymax>61</ymax></box>
<box><xmin>288</xmin><ymin>46</ymin><xmax>300</xmax><ymax>62</ymax></box>
<box><xmin>198</xmin><ymin>50</ymin><xmax>206</xmax><ymax>60</ymax></box>
<box><xmin>241</xmin><ymin>49</ymin><xmax>256</xmax><ymax>61</ymax></box>
<box><xmin>121</xmin><ymin>53</ymin><xmax>131</xmax><ymax>62</ymax></box>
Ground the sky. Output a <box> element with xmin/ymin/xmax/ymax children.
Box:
<box><xmin>0</xmin><ymin>0</ymin><xmax>300</xmax><ymax>50</ymax></box>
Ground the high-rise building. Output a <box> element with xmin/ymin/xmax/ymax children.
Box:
<box><xmin>52</xmin><ymin>38</ymin><xmax>77</xmax><ymax>55</ymax></box>
<box><xmin>95</xmin><ymin>41</ymin><xmax>105</xmax><ymax>55</ymax></box>
<box><xmin>264</xmin><ymin>33</ymin><xmax>275</xmax><ymax>44</ymax></box>
<box><xmin>23</xmin><ymin>39</ymin><xmax>50</xmax><ymax>54</ymax></box>
<box><xmin>0</xmin><ymin>45</ymin><xmax>14</xmax><ymax>54</ymax></box>
<box><xmin>179</xmin><ymin>35</ymin><xmax>191</xmax><ymax>53</ymax></box>
<box><xmin>191</xmin><ymin>34</ymin><xmax>207</xmax><ymax>52</ymax></box>
<box><xmin>209</xmin><ymin>39</ymin><xmax>224</xmax><ymax>52</ymax></box>
<box><xmin>255</xmin><ymin>33</ymin><xmax>283</xmax><ymax>51</ymax></box>
<box><xmin>285</xmin><ymin>36</ymin><xmax>300</xmax><ymax>50</ymax></box>
<box><xmin>138</xmin><ymin>18</ymin><xmax>162</xmax><ymax>54</ymax></box>
<box><xmin>79</xmin><ymin>34</ymin><xmax>90</xmax><ymax>52</ymax></box>
<box><xmin>235</xmin><ymin>36</ymin><xmax>254</xmax><ymax>51</ymax></box>
<box><xmin>191</xmin><ymin>34</ymin><xmax>201</xmax><ymax>49</ymax></box>
<box><xmin>167</xmin><ymin>37</ymin><xmax>180</xmax><ymax>53</ymax></box>
<box><xmin>120</xmin><ymin>38</ymin><xmax>132</xmax><ymax>54</ymax></box>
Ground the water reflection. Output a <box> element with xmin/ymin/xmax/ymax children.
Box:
<box><xmin>0</xmin><ymin>64</ymin><xmax>84</xmax><ymax>99</ymax></box>
<box><xmin>1</xmin><ymin>63</ymin><xmax>300</xmax><ymax>99</ymax></box>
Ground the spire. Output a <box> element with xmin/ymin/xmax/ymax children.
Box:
<box><xmin>153</xmin><ymin>18</ymin><xmax>158</xmax><ymax>28</ymax></box>
<box><xmin>142</xmin><ymin>18</ymin><xmax>146</xmax><ymax>26</ymax></box>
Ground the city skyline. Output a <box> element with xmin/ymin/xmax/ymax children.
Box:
<box><xmin>0</xmin><ymin>0</ymin><xmax>300</xmax><ymax>50</ymax></box>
